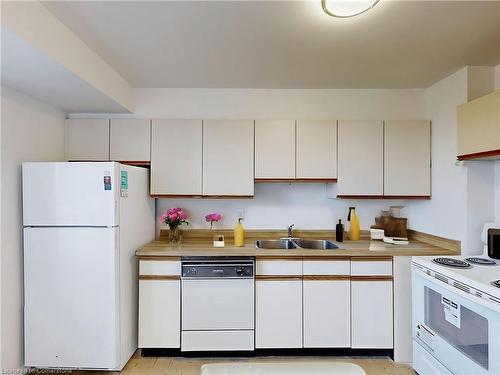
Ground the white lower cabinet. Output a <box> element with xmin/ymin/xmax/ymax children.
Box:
<box><xmin>138</xmin><ymin>279</ymin><xmax>180</xmax><ymax>348</ymax></box>
<box><xmin>351</xmin><ymin>279</ymin><xmax>393</xmax><ymax>349</ymax></box>
<box><xmin>255</xmin><ymin>279</ymin><xmax>302</xmax><ymax>348</ymax></box>
<box><xmin>138</xmin><ymin>259</ymin><xmax>181</xmax><ymax>348</ymax></box>
<box><xmin>303</xmin><ymin>278</ymin><xmax>351</xmax><ymax>348</ymax></box>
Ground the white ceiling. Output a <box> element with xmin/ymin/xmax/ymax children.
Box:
<box><xmin>42</xmin><ymin>1</ymin><xmax>500</xmax><ymax>89</ymax></box>
<box><xmin>1</xmin><ymin>27</ymin><xmax>130</xmax><ymax>113</ymax></box>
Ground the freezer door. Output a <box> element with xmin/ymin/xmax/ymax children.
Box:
<box><xmin>24</xmin><ymin>227</ymin><xmax>120</xmax><ymax>369</ymax></box>
<box><xmin>22</xmin><ymin>162</ymin><xmax>119</xmax><ymax>227</ymax></box>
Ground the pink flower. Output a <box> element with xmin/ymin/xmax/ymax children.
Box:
<box><xmin>159</xmin><ymin>207</ymin><xmax>189</xmax><ymax>229</ymax></box>
<box><xmin>205</xmin><ymin>212</ymin><xmax>222</xmax><ymax>229</ymax></box>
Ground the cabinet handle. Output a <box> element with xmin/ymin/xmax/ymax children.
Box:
<box><xmin>303</xmin><ymin>275</ymin><xmax>350</xmax><ymax>281</ymax></box>
<box><xmin>351</xmin><ymin>275</ymin><xmax>393</xmax><ymax>281</ymax></box>
<box><xmin>256</xmin><ymin>275</ymin><xmax>302</xmax><ymax>281</ymax></box>
<box><xmin>139</xmin><ymin>275</ymin><xmax>180</xmax><ymax>280</ymax></box>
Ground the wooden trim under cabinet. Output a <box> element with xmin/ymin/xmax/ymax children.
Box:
<box><xmin>256</xmin><ymin>275</ymin><xmax>303</xmax><ymax>281</ymax></box>
<box><xmin>337</xmin><ymin>195</ymin><xmax>430</xmax><ymax>200</ymax></box>
<box><xmin>151</xmin><ymin>195</ymin><xmax>254</xmax><ymax>199</ymax></box>
<box><xmin>138</xmin><ymin>275</ymin><xmax>181</xmax><ymax>281</ymax></box>
<box><xmin>351</xmin><ymin>256</ymin><xmax>393</xmax><ymax>262</ymax></box>
<box><xmin>255</xmin><ymin>178</ymin><xmax>337</xmax><ymax>183</ymax></box>
<box><xmin>457</xmin><ymin>149</ymin><xmax>500</xmax><ymax>161</ymax></box>
<box><xmin>303</xmin><ymin>275</ymin><xmax>350</xmax><ymax>281</ymax></box>
<box><xmin>351</xmin><ymin>275</ymin><xmax>393</xmax><ymax>281</ymax></box>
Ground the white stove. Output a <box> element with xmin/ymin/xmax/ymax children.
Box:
<box><xmin>412</xmin><ymin>255</ymin><xmax>500</xmax><ymax>305</ymax></box>
<box><xmin>411</xmin><ymin>224</ymin><xmax>500</xmax><ymax>375</ymax></box>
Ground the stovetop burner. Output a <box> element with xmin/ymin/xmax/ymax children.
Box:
<box><xmin>433</xmin><ymin>257</ymin><xmax>472</xmax><ymax>268</ymax></box>
<box><xmin>465</xmin><ymin>257</ymin><xmax>497</xmax><ymax>266</ymax></box>
<box><xmin>492</xmin><ymin>280</ymin><xmax>500</xmax><ymax>288</ymax></box>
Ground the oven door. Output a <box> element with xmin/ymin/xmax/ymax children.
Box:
<box><xmin>181</xmin><ymin>278</ymin><xmax>254</xmax><ymax>330</ymax></box>
<box><xmin>412</xmin><ymin>267</ymin><xmax>500</xmax><ymax>375</ymax></box>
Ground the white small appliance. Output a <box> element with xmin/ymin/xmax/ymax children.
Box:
<box><xmin>23</xmin><ymin>162</ymin><xmax>155</xmax><ymax>370</ymax></box>
<box><xmin>412</xmin><ymin>224</ymin><xmax>500</xmax><ymax>375</ymax></box>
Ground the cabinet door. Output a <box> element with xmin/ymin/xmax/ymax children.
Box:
<box><xmin>351</xmin><ymin>279</ymin><xmax>393</xmax><ymax>348</ymax></box>
<box><xmin>337</xmin><ymin>120</ymin><xmax>383</xmax><ymax>196</ymax></box>
<box><xmin>384</xmin><ymin>120</ymin><xmax>430</xmax><ymax>196</ymax></box>
<box><xmin>151</xmin><ymin>119</ymin><xmax>202</xmax><ymax>195</ymax></box>
<box><xmin>457</xmin><ymin>90</ymin><xmax>500</xmax><ymax>157</ymax></box>
<box><xmin>255</xmin><ymin>120</ymin><xmax>295</xmax><ymax>179</ymax></box>
<box><xmin>203</xmin><ymin>120</ymin><xmax>254</xmax><ymax>196</ymax></box>
<box><xmin>138</xmin><ymin>279</ymin><xmax>180</xmax><ymax>348</ymax></box>
<box><xmin>255</xmin><ymin>279</ymin><xmax>302</xmax><ymax>348</ymax></box>
<box><xmin>66</xmin><ymin>119</ymin><xmax>109</xmax><ymax>161</ymax></box>
<box><xmin>110</xmin><ymin>119</ymin><xmax>150</xmax><ymax>162</ymax></box>
<box><xmin>303</xmin><ymin>279</ymin><xmax>350</xmax><ymax>348</ymax></box>
<box><xmin>296</xmin><ymin>120</ymin><xmax>337</xmax><ymax>179</ymax></box>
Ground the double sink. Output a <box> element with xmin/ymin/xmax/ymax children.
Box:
<box><xmin>255</xmin><ymin>238</ymin><xmax>342</xmax><ymax>250</ymax></box>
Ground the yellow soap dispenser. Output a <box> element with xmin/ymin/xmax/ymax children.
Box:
<box><xmin>234</xmin><ymin>218</ymin><xmax>245</xmax><ymax>247</ymax></box>
<box><xmin>348</xmin><ymin>207</ymin><xmax>360</xmax><ymax>241</ymax></box>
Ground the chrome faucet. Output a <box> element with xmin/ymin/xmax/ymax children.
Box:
<box><xmin>287</xmin><ymin>224</ymin><xmax>295</xmax><ymax>238</ymax></box>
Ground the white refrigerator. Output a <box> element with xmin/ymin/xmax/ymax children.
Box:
<box><xmin>22</xmin><ymin>162</ymin><xmax>155</xmax><ymax>370</ymax></box>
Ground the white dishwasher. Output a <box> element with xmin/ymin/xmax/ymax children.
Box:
<box><xmin>181</xmin><ymin>257</ymin><xmax>255</xmax><ymax>351</ymax></box>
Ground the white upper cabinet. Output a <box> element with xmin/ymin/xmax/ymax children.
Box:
<box><xmin>255</xmin><ymin>120</ymin><xmax>295</xmax><ymax>179</ymax></box>
<box><xmin>202</xmin><ymin>120</ymin><xmax>254</xmax><ymax>196</ymax></box>
<box><xmin>296</xmin><ymin>120</ymin><xmax>337</xmax><ymax>179</ymax></box>
<box><xmin>150</xmin><ymin>119</ymin><xmax>202</xmax><ymax>196</ymax></box>
<box><xmin>457</xmin><ymin>89</ymin><xmax>500</xmax><ymax>159</ymax></box>
<box><xmin>109</xmin><ymin>119</ymin><xmax>151</xmax><ymax>162</ymax></box>
<box><xmin>384</xmin><ymin>120</ymin><xmax>431</xmax><ymax>197</ymax></box>
<box><xmin>337</xmin><ymin>120</ymin><xmax>383</xmax><ymax>196</ymax></box>
<box><xmin>66</xmin><ymin>119</ymin><xmax>109</xmax><ymax>161</ymax></box>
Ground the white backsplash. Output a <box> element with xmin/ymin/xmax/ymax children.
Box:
<box><xmin>156</xmin><ymin>183</ymin><xmax>408</xmax><ymax>234</ymax></box>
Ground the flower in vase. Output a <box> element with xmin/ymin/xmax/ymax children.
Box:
<box><xmin>205</xmin><ymin>212</ymin><xmax>222</xmax><ymax>230</ymax></box>
<box><xmin>160</xmin><ymin>207</ymin><xmax>189</xmax><ymax>230</ymax></box>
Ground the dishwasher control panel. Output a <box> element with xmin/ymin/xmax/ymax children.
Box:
<box><xmin>181</xmin><ymin>257</ymin><xmax>254</xmax><ymax>279</ymax></box>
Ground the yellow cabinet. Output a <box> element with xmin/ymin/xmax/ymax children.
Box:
<box><xmin>457</xmin><ymin>89</ymin><xmax>500</xmax><ymax>160</ymax></box>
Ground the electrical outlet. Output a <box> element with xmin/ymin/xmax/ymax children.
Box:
<box><xmin>236</xmin><ymin>208</ymin><xmax>245</xmax><ymax>220</ymax></box>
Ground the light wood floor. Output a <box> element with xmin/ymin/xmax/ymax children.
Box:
<box><xmin>71</xmin><ymin>353</ymin><xmax>416</xmax><ymax>375</ymax></box>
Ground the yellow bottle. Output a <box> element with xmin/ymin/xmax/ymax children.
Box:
<box><xmin>348</xmin><ymin>207</ymin><xmax>360</xmax><ymax>241</ymax></box>
<box><xmin>234</xmin><ymin>218</ymin><xmax>245</xmax><ymax>247</ymax></box>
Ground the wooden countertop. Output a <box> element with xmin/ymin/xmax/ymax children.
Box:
<box><xmin>136</xmin><ymin>236</ymin><xmax>459</xmax><ymax>258</ymax></box>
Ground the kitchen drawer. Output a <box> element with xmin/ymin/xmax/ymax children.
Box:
<box><xmin>181</xmin><ymin>330</ymin><xmax>254</xmax><ymax>351</ymax></box>
<box><xmin>256</xmin><ymin>260</ymin><xmax>302</xmax><ymax>276</ymax></box>
<box><xmin>303</xmin><ymin>259</ymin><xmax>350</xmax><ymax>275</ymax></box>
<box><xmin>351</xmin><ymin>258</ymin><xmax>392</xmax><ymax>276</ymax></box>
<box><xmin>139</xmin><ymin>260</ymin><xmax>181</xmax><ymax>276</ymax></box>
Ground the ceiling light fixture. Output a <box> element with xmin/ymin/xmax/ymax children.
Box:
<box><xmin>322</xmin><ymin>0</ymin><xmax>380</xmax><ymax>18</ymax></box>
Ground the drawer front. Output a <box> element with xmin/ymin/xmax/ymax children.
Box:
<box><xmin>181</xmin><ymin>330</ymin><xmax>254</xmax><ymax>351</ymax></box>
<box><xmin>256</xmin><ymin>260</ymin><xmax>302</xmax><ymax>276</ymax></box>
<box><xmin>303</xmin><ymin>260</ymin><xmax>350</xmax><ymax>275</ymax></box>
<box><xmin>351</xmin><ymin>258</ymin><xmax>392</xmax><ymax>276</ymax></box>
<box><xmin>139</xmin><ymin>260</ymin><xmax>181</xmax><ymax>276</ymax></box>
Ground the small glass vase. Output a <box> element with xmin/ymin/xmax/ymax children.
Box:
<box><xmin>168</xmin><ymin>226</ymin><xmax>181</xmax><ymax>245</ymax></box>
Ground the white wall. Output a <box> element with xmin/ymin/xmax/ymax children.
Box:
<box><xmin>496</xmin><ymin>64</ymin><xmax>500</xmax><ymax>223</ymax></box>
<box><xmin>407</xmin><ymin>67</ymin><xmax>497</xmax><ymax>254</ymax></box>
<box><xmin>0</xmin><ymin>86</ymin><xmax>66</xmax><ymax>370</ymax></box>
<box><xmin>157</xmin><ymin>184</ymin><xmax>408</xmax><ymax>232</ymax></box>
<box><xmin>127</xmin><ymin>88</ymin><xmax>426</xmax><ymax>232</ymax></box>
<box><xmin>407</xmin><ymin>68</ymin><xmax>468</xmax><ymax>251</ymax></box>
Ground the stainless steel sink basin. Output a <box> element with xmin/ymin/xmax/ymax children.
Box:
<box><xmin>292</xmin><ymin>239</ymin><xmax>341</xmax><ymax>250</ymax></box>
<box><xmin>255</xmin><ymin>238</ymin><xmax>342</xmax><ymax>250</ymax></box>
<box><xmin>255</xmin><ymin>239</ymin><xmax>297</xmax><ymax>249</ymax></box>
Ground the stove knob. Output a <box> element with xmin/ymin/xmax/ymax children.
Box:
<box><xmin>236</xmin><ymin>267</ymin><xmax>244</xmax><ymax>276</ymax></box>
